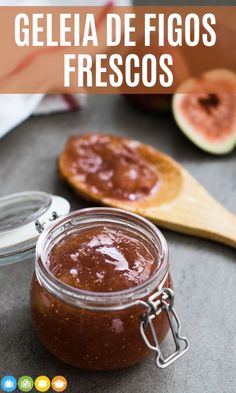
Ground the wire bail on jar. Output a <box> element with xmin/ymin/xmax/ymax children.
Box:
<box><xmin>140</xmin><ymin>288</ymin><xmax>189</xmax><ymax>368</ymax></box>
<box><xmin>35</xmin><ymin>211</ymin><xmax>60</xmax><ymax>234</ymax></box>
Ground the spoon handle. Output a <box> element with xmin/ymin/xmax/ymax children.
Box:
<box><xmin>149</xmin><ymin>204</ymin><xmax>236</xmax><ymax>249</ymax></box>
<box><xmin>144</xmin><ymin>171</ymin><xmax>236</xmax><ymax>249</ymax></box>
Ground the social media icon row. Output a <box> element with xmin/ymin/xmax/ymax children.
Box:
<box><xmin>0</xmin><ymin>375</ymin><xmax>67</xmax><ymax>392</ymax></box>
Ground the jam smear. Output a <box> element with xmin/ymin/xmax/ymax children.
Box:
<box><xmin>60</xmin><ymin>133</ymin><xmax>159</xmax><ymax>201</ymax></box>
<box><xmin>48</xmin><ymin>225</ymin><xmax>158</xmax><ymax>292</ymax></box>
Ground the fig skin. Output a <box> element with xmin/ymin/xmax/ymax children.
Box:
<box><xmin>125</xmin><ymin>94</ymin><xmax>172</xmax><ymax>113</ymax></box>
<box><xmin>172</xmin><ymin>69</ymin><xmax>236</xmax><ymax>155</ymax></box>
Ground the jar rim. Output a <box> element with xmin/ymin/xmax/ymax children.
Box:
<box><xmin>35</xmin><ymin>207</ymin><xmax>169</xmax><ymax>310</ymax></box>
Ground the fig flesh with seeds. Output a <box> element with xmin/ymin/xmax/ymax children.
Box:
<box><xmin>173</xmin><ymin>69</ymin><xmax>236</xmax><ymax>155</ymax></box>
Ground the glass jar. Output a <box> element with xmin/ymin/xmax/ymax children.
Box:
<box><xmin>31</xmin><ymin>207</ymin><xmax>188</xmax><ymax>371</ymax></box>
<box><xmin>0</xmin><ymin>191</ymin><xmax>70</xmax><ymax>266</ymax></box>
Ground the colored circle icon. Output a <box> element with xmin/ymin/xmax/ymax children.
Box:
<box><xmin>51</xmin><ymin>376</ymin><xmax>68</xmax><ymax>392</ymax></box>
<box><xmin>18</xmin><ymin>376</ymin><xmax>34</xmax><ymax>392</ymax></box>
<box><xmin>1</xmin><ymin>376</ymin><xmax>17</xmax><ymax>392</ymax></box>
<box><xmin>35</xmin><ymin>376</ymin><xmax>51</xmax><ymax>392</ymax></box>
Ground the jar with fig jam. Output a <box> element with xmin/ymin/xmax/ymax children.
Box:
<box><xmin>31</xmin><ymin>207</ymin><xmax>189</xmax><ymax>370</ymax></box>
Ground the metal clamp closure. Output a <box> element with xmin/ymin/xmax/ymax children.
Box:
<box><xmin>35</xmin><ymin>211</ymin><xmax>59</xmax><ymax>234</ymax></box>
<box><xmin>140</xmin><ymin>288</ymin><xmax>189</xmax><ymax>369</ymax></box>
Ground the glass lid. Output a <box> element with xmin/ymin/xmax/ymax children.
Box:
<box><xmin>0</xmin><ymin>191</ymin><xmax>70</xmax><ymax>266</ymax></box>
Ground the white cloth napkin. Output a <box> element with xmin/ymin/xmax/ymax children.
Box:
<box><xmin>0</xmin><ymin>94</ymin><xmax>88</xmax><ymax>139</ymax></box>
<box><xmin>0</xmin><ymin>0</ymin><xmax>131</xmax><ymax>138</ymax></box>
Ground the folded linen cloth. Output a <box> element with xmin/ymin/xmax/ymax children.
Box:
<box><xmin>0</xmin><ymin>0</ymin><xmax>130</xmax><ymax>138</ymax></box>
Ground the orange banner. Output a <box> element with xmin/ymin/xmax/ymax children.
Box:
<box><xmin>0</xmin><ymin>6</ymin><xmax>235</xmax><ymax>94</ymax></box>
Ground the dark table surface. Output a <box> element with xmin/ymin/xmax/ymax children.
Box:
<box><xmin>0</xmin><ymin>94</ymin><xmax>235</xmax><ymax>393</ymax></box>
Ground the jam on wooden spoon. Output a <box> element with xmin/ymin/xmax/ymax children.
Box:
<box><xmin>59</xmin><ymin>133</ymin><xmax>159</xmax><ymax>202</ymax></box>
<box><xmin>59</xmin><ymin>133</ymin><xmax>236</xmax><ymax>248</ymax></box>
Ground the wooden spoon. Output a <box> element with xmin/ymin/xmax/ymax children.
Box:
<box><xmin>59</xmin><ymin>136</ymin><xmax>236</xmax><ymax>249</ymax></box>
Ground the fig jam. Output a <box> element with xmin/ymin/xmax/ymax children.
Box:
<box><xmin>47</xmin><ymin>226</ymin><xmax>159</xmax><ymax>292</ymax></box>
<box><xmin>31</xmin><ymin>209</ymin><xmax>172</xmax><ymax>370</ymax></box>
<box><xmin>59</xmin><ymin>133</ymin><xmax>159</xmax><ymax>201</ymax></box>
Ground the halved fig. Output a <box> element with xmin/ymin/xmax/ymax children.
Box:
<box><xmin>173</xmin><ymin>69</ymin><xmax>236</xmax><ymax>155</ymax></box>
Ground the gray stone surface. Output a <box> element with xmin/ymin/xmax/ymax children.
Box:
<box><xmin>0</xmin><ymin>95</ymin><xmax>235</xmax><ymax>393</ymax></box>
